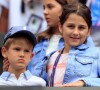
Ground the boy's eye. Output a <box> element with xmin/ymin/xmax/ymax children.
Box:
<box><xmin>25</xmin><ymin>49</ymin><xmax>30</xmax><ymax>52</ymax></box>
<box><xmin>14</xmin><ymin>48</ymin><xmax>20</xmax><ymax>51</ymax></box>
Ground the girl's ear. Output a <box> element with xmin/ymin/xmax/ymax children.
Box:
<box><xmin>1</xmin><ymin>47</ymin><xmax>8</xmax><ymax>58</ymax></box>
<box><xmin>58</xmin><ymin>22</ymin><xmax>63</xmax><ymax>34</ymax></box>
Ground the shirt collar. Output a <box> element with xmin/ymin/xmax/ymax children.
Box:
<box><xmin>0</xmin><ymin>71</ymin><xmax>10</xmax><ymax>81</ymax></box>
<box><xmin>0</xmin><ymin>70</ymin><xmax>33</xmax><ymax>81</ymax></box>
<box><xmin>71</xmin><ymin>36</ymin><xmax>94</xmax><ymax>50</ymax></box>
<box><xmin>23</xmin><ymin>70</ymin><xmax>33</xmax><ymax>80</ymax></box>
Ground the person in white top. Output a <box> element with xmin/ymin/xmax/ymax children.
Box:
<box><xmin>0</xmin><ymin>0</ymin><xmax>47</xmax><ymax>34</ymax></box>
<box><xmin>0</xmin><ymin>26</ymin><xmax>46</xmax><ymax>86</ymax></box>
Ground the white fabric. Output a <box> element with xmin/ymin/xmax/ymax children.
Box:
<box><xmin>47</xmin><ymin>51</ymin><xmax>68</xmax><ymax>86</ymax></box>
<box><xmin>46</xmin><ymin>35</ymin><xmax>62</xmax><ymax>55</ymax></box>
<box><xmin>86</xmin><ymin>0</ymin><xmax>92</xmax><ymax>7</ymax></box>
<box><xmin>0</xmin><ymin>70</ymin><xmax>46</xmax><ymax>86</ymax></box>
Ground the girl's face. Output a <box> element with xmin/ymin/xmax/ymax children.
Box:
<box><xmin>43</xmin><ymin>0</ymin><xmax>62</xmax><ymax>27</ymax></box>
<box><xmin>59</xmin><ymin>13</ymin><xmax>90</xmax><ymax>48</ymax></box>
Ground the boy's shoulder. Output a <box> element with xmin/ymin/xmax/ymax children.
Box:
<box><xmin>25</xmin><ymin>71</ymin><xmax>46</xmax><ymax>86</ymax></box>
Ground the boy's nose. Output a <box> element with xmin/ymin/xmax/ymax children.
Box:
<box><xmin>19</xmin><ymin>51</ymin><xmax>24</xmax><ymax>57</ymax></box>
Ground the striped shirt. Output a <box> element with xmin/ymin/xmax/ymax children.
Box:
<box><xmin>47</xmin><ymin>51</ymin><xmax>68</xmax><ymax>87</ymax></box>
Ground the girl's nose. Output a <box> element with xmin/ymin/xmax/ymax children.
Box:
<box><xmin>44</xmin><ymin>8</ymin><xmax>49</xmax><ymax>15</ymax></box>
<box><xmin>73</xmin><ymin>28</ymin><xmax>79</xmax><ymax>34</ymax></box>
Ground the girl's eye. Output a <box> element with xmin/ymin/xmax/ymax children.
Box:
<box><xmin>47</xmin><ymin>4</ymin><xmax>54</xmax><ymax>9</ymax></box>
<box><xmin>43</xmin><ymin>5</ymin><xmax>45</xmax><ymax>9</ymax></box>
<box><xmin>79</xmin><ymin>26</ymin><xmax>85</xmax><ymax>30</ymax></box>
<box><xmin>67</xmin><ymin>25</ymin><xmax>75</xmax><ymax>29</ymax></box>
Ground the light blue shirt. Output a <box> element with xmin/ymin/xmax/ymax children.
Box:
<box><xmin>0</xmin><ymin>70</ymin><xmax>46</xmax><ymax>86</ymax></box>
<box><xmin>27</xmin><ymin>37</ymin><xmax>64</xmax><ymax>74</ymax></box>
<box><xmin>32</xmin><ymin>36</ymin><xmax>100</xmax><ymax>86</ymax></box>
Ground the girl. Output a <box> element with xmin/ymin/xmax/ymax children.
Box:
<box><xmin>35</xmin><ymin>3</ymin><xmax>100</xmax><ymax>87</ymax></box>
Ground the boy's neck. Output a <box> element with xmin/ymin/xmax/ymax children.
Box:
<box><xmin>8</xmin><ymin>66</ymin><xmax>26</xmax><ymax>79</ymax></box>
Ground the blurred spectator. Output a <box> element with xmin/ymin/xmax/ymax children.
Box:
<box><xmin>0</xmin><ymin>0</ymin><xmax>47</xmax><ymax>34</ymax></box>
<box><xmin>0</xmin><ymin>2</ymin><xmax>8</xmax><ymax>33</ymax></box>
<box><xmin>79</xmin><ymin>0</ymin><xmax>87</xmax><ymax>4</ymax></box>
<box><xmin>86</xmin><ymin>0</ymin><xmax>92</xmax><ymax>7</ymax></box>
<box><xmin>78</xmin><ymin>0</ymin><xmax>91</xmax><ymax>7</ymax></box>
<box><xmin>91</xmin><ymin>0</ymin><xmax>100</xmax><ymax>26</ymax></box>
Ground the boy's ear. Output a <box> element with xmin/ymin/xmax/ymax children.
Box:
<box><xmin>30</xmin><ymin>52</ymin><xmax>34</xmax><ymax>60</ymax></box>
<box><xmin>58</xmin><ymin>22</ymin><xmax>63</xmax><ymax>34</ymax></box>
<box><xmin>1</xmin><ymin>47</ymin><xmax>8</xmax><ymax>58</ymax></box>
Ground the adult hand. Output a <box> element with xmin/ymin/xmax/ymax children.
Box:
<box><xmin>3</xmin><ymin>58</ymin><xmax>9</xmax><ymax>71</ymax></box>
<box><xmin>59</xmin><ymin>80</ymin><xmax>85</xmax><ymax>87</ymax></box>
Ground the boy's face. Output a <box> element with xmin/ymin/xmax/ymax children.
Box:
<box><xmin>2</xmin><ymin>38</ymin><xmax>33</xmax><ymax>72</ymax></box>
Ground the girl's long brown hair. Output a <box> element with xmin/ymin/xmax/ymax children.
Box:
<box><xmin>37</xmin><ymin>0</ymin><xmax>79</xmax><ymax>42</ymax></box>
<box><xmin>37</xmin><ymin>0</ymin><xmax>68</xmax><ymax>42</ymax></box>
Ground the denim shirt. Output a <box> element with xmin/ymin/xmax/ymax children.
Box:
<box><xmin>31</xmin><ymin>36</ymin><xmax>100</xmax><ymax>86</ymax></box>
<box><xmin>27</xmin><ymin>37</ymin><xmax>64</xmax><ymax>75</ymax></box>
<box><xmin>27</xmin><ymin>36</ymin><xmax>93</xmax><ymax>72</ymax></box>
<box><xmin>62</xmin><ymin>46</ymin><xmax>100</xmax><ymax>86</ymax></box>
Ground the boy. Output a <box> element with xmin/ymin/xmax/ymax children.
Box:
<box><xmin>0</xmin><ymin>26</ymin><xmax>46</xmax><ymax>86</ymax></box>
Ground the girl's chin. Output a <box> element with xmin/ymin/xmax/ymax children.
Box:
<box><xmin>70</xmin><ymin>43</ymin><xmax>80</xmax><ymax>47</ymax></box>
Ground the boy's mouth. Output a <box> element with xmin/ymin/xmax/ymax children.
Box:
<box><xmin>18</xmin><ymin>59</ymin><xmax>25</xmax><ymax>63</ymax></box>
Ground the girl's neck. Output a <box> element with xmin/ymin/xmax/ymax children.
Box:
<box><xmin>52</xmin><ymin>26</ymin><xmax>61</xmax><ymax>35</ymax></box>
<box><xmin>63</xmin><ymin>45</ymin><xmax>70</xmax><ymax>54</ymax></box>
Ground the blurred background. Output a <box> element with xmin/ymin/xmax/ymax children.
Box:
<box><xmin>0</xmin><ymin>0</ymin><xmax>100</xmax><ymax>74</ymax></box>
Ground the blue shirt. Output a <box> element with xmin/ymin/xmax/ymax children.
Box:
<box><xmin>32</xmin><ymin>36</ymin><xmax>100</xmax><ymax>86</ymax></box>
<box><xmin>27</xmin><ymin>36</ymin><xmax>94</xmax><ymax>74</ymax></box>
<box><xmin>27</xmin><ymin>37</ymin><xmax>64</xmax><ymax>75</ymax></box>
